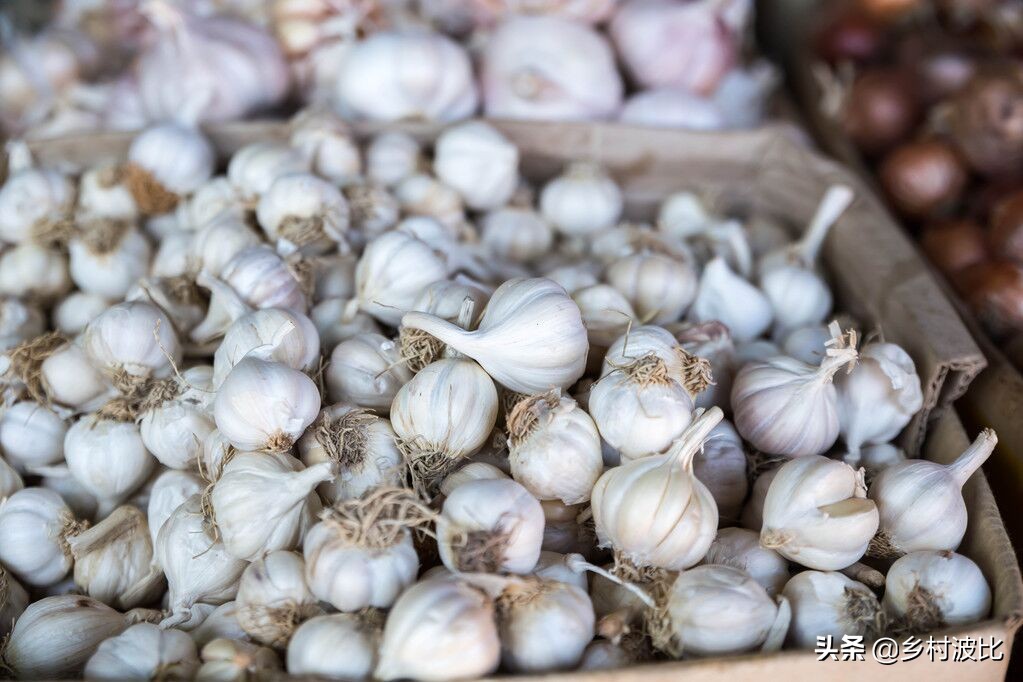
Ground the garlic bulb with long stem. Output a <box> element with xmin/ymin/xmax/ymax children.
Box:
<box><xmin>689</xmin><ymin>257</ymin><xmax>773</xmax><ymax>342</ymax></box>
<box><xmin>350</xmin><ymin>231</ymin><xmax>448</xmax><ymax>327</ymax></box>
<box><xmin>124</xmin><ymin>122</ymin><xmax>215</xmax><ymax>215</ymax></box>
<box><xmin>0</xmin><ymin>400</ymin><xmax>67</xmax><ymax>472</ymax></box>
<box><xmin>883</xmin><ymin>550</ymin><xmax>991</xmax><ymax>633</ymax></box>
<box><xmin>255</xmin><ymin>172</ymin><xmax>350</xmax><ymax>255</ymax></box>
<box><xmin>366</xmin><ymin>131</ymin><xmax>422</xmax><ymax>188</ymax></box>
<box><xmin>783</xmin><ymin>571</ymin><xmax>885</xmax><ymax>649</ymax></box>
<box><xmin>434</xmin><ymin>121</ymin><xmax>519</xmax><ymax>211</ymax></box>
<box><xmin>64</xmin><ymin>415</ymin><xmax>156</xmax><ymax>518</ymax></box>
<box><xmin>85</xmin><ymin>622</ymin><xmax>199</xmax><ymax>681</ymax></box>
<box><xmin>693</xmin><ymin>419</ymin><xmax>748</xmax><ymax>522</ymax></box>
<box><xmin>540</xmin><ymin>162</ymin><xmax>623</xmax><ymax>237</ymax></box>
<box><xmin>760</xmin><ymin>455</ymin><xmax>879</xmax><ymax>570</ymax></box>
<box><xmin>869</xmin><ymin>429</ymin><xmax>996</xmax><ymax>557</ymax></box>
<box><xmin>0</xmin><ymin>487</ymin><xmax>82</xmax><ymax>586</ymax></box>
<box><xmin>286</xmin><ymin>612</ymin><xmax>380</xmax><ymax>680</ymax></box>
<box><xmin>235</xmin><ymin>550</ymin><xmax>320</xmax><ymax>647</ymax></box>
<box><xmin>326</xmin><ymin>332</ymin><xmax>412</xmax><ymax>412</ymax></box>
<box><xmin>211</xmin><ymin>308</ymin><xmax>320</xmax><ymax>388</ymax></box>
<box><xmin>702</xmin><ymin>528</ymin><xmax>789</xmax><ymax>596</ymax></box>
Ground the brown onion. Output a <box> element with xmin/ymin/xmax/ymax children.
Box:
<box><xmin>843</xmin><ymin>69</ymin><xmax>921</xmax><ymax>155</ymax></box>
<box><xmin>896</xmin><ymin>34</ymin><xmax>983</xmax><ymax>103</ymax></box>
<box><xmin>959</xmin><ymin>261</ymin><xmax>1023</xmax><ymax>335</ymax></box>
<box><xmin>951</xmin><ymin>71</ymin><xmax>1023</xmax><ymax>177</ymax></box>
<box><xmin>989</xmin><ymin>189</ymin><xmax>1023</xmax><ymax>263</ymax></box>
<box><xmin>879</xmin><ymin>139</ymin><xmax>967</xmax><ymax>218</ymax></box>
<box><xmin>920</xmin><ymin>220</ymin><xmax>988</xmax><ymax>276</ymax></box>
<box><xmin>814</xmin><ymin>9</ymin><xmax>885</xmax><ymax>65</ymax></box>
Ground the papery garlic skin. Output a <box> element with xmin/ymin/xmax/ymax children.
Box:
<box><xmin>83</xmin><ymin>301</ymin><xmax>181</xmax><ymax>379</ymax></box>
<box><xmin>212</xmin><ymin>308</ymin><xmax>320</xmax><ymax>388</ymax></box>
<box><xmin>0</xmin><ymin>400</ymin><xmax>67</xmax><ymax>472</ymax></box>
<box><xmin>64</xmin><ymin>416</ymin><xmax>156</xmax><ymax>516</ymax></box>
<box><xmin>140</xmin><ymin>366</ymin><xmax>216</xmax><ymax>470</ymax></box>
<box><xmin>236</xmin><ymin>551</ymin><xmax>319</xmax><ymax>647</ymax></box>
<box><xmin>498</xmin><ymin>578</ymin><xmax>596</xmax><ymax>673</ymax></box>
<box><xmin>326</xmin><ymin>333</ymin><xmax>412</xmax><ymax>412</ymax></box>
<box><xmin>85</xmin><ymin>622</ymin><xmax>199</xmax><ymax>681</ymax></box>
<box><xmin>434</xmin><ymin>121</ymin><xmax>519</xmax><ymax>211</ymax></box>
<box><xmin>366</xmin><ymin>132</ymin><xmax>421</xmax><ymax>187</ymax></box>
<box><xmin>703</xmin><ymin>527</ymin><xmax>789</xmax><ymax>597</ymax></box>
<box><xmin>482</xmin><ymin>207</ymin><xmax>554</xmax><ymax>264</ymax></box>
<box><xmin>693</xmin><ymin>419</ymin><xmax>748</xmax><ymax>522</ymax></box>
<box><xmin>256</xmin><ymin>172</ymin><xmax>350</xmax><ymax>254</ymax></box>
<box><xmin>783</xmin><ymin>571</ymin><xmax>884</xmax><ymax>649</ymax></box>
<box><xmin>0</xmin><ymin>487</ymin><xmax>78</xmax><ymax>586</ymax></box>
<box><xmin>353</xmin><ymin>231</ymin><xmax>448</xmax><ymax>326</ymax></box>
<box><xmin>147</xmin><ymin>470</ymin><xmax>204</xmax><ymax>547</ymax></box>
<box><xmin>540</xmin><ymin>163</ymin><xmax>623</xmax><ymax>237</ymax></box>
<box><xmin>883</xmin><ymin>551</ymin><xmax>991</xmax><ymax>631</ymax></box>
<box><xmin>287</xmin><ymin>614</ymin><xmax>379</xmax><ymax>680</ymax></box>
<box><xmin>375</xmin><ymin>578</ymin><xmax>500</xmax><ymax>682</ymax></box>
<box><xmin>689</xmin><ymin>257</ymin><xmax>772</xmax><ymax>342</ymax></box>
<box><xmin>761</xmin><ymin>456</ymin><xmax>879</xmax><ymax>570</ymax></box>
<box><xmin>436</xmin><ymin>478</ymin><xmax>545</xmax><ymax>574</ymax></box>
<box><xmin>125</xmin><ymin>122</ymin><xmax>215</xmax><ymax>214</ymax></box>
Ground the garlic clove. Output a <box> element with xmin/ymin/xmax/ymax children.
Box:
<box><xmin>147</xmin><ymin>469</ymin><xmax>204</xmax><ymax>547</ymax></box>
<box><xmin>0</xmin><ymin>400</ymin><xmax>67</xmax><ymax>472</ymax></box>
<box><xmin>353</xmin><ymin>231</ymin><xmax>448</xmax><ymax>327</ymax></box>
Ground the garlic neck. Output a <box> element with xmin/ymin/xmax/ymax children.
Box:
<box><xmin>665</xmin><ymin>407</ymin><xmax>724</xmax><ymax>471</ymax></box>
<box><xmin>792</xmin><ymin>185</ymin><xmax>854</xmax><ymax>267</ymax></box>
<box><xmin>286</xmin><ymin>460</ymin><xmax>338</xmax><ymax>496</ymax></box>
<box><xmin>947</xmin><ymin>429</ymin><xmax>997</xmax><ymax>488</ymax></box>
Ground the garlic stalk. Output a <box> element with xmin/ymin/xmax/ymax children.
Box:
<box><xmin>702</xmin><ymin>527</ymin><xmax>789</xmax><ymax>597</ymax></box>
<box><xmin>883</xmin><ymin>551</ymin><xmax>991</xmax><ymax>633</ymax></box>
<box><xmin>84</xmin><ymin>623</ymin><xmax>200</xmax><ymax>681</ymax></box>
<box><xmin>783</xmin><ymin>571</ymin><xmax>885</xmax><ymax>649</ymax></box>
<box><xmin>236</xmin><ymin>551</ymin><xmax>320</xmax><ymax>647</ymax></box>
<box><xmin>286</xmin><ymin>613</ymin><xmax>381</xmax><ymax>680</ymax></box>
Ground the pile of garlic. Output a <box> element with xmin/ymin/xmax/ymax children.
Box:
<box><xmin>0</xmin><ymin>113</ymin><xmax>997</xmax><ymax>680</ymax></box>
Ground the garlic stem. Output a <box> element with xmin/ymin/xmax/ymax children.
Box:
<box><xmin>285</xmin><ymin>461</ymin><xmax>338</xmax><ymax>494</ymax></box>
<box><xmin>794</xmin><ymin>185</ymin><xmax>854</xmax><ymax>267</ymax></box>
<box><xmin>841</xmin><ymin>562</ymin><xmax>885</xmax><ymax>590</ymax></box>
<box><xmin>401</xmin><ymin>312</ymin><xmax>474</xmax><ymax>354</ymax></box>
<box><xmin>947</xmin><ymin>429</ymin><xmax>997</xmax><ymax>488</ymax></box>
<box><xmin>563</xmin><ymin>554</ymin><xmax>654</xmax><ymax>608</ymax></box>
<box><xmin>664</xmin><ymin>407</ymin><xmax>724</xmax><ymax>472</ymax></box>
<box><xmin>815</xmin><ymin>323</ymin><xmax>859</xmax><ymax>382</ymax></box>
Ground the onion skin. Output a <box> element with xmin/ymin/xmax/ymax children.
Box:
<box><xmin>989</xmin><ymin>189</ymin><xmax>1023</xmax><ymax>263</ymax></box>
<box><xmin>951</xmin><ymin>71</ymin><xmax>1023</xmax><ymax>178</ymax></box>
<box><xmin>814</xmin><ymin>8</ymin><xmax>885</xmax><ymax>65</ymax></box>
<box><xmin>959</xmin><ymin>261</ymin><xmax>1023</xmax><ymax>336</ymax></box>
<box><xmin>879</xmin><ymin>140</ymin><xmax>968</xmax><ymax>218</ymax></box>
<box><xmin>843</xmin><ymin>69</ymin><xmax>921</xmax><ymax>155</ymax></box>
<box><xmin>920</xmin><ymin>220</ymin><xmax>989</xmax><ymax>276</ymax></box>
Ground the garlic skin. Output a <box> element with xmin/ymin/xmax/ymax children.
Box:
<box><xmin>211</xmin><ymin>452</ymin><xmax>334</xmax><ymax>562</ymax></box>
<box><xmin>287</xmin><ymin>614</ymin><xmax>379</xmax><ymax>679</ymax></box>
<box><xmin>366</xmin><ymin>132</ymin><xmax>421</xmax><ymax>188</ymax></box>
<box><xmin>689</xmin><ymin>258</ymin><xmax>773</xmax><ymax>342</ymax></box>
<box><xmin>289</xmin><ymin>108</ymin><xmax>362</xmax><ymax>187</ymax></box>
<box><xmin>326</xmin><ymin>333</ymin><xmax>412</xmax><ymax>412</ymax></box>
<box><xmin>507</xmin><ymin>391</ymin><xmax>603</xmax><ymax>505</ymax></box>
<box><xmin>236</xmin><ymin>551</ymin><xmax>319</xmax><ymax>647</ymax></box>
<box><xmin>4</xmin><ymin>595</ymin><xmax>128</xmax><ymax>679</ymax></box>
<box><xmin>437</xmin><ymin>478</ymin><xmax>545</xmax><ymax>574</ymax></box>
<box><xmin>540</xmin><ymin>163</ymin><xmax>623</xmax><ymax>237</ymax></box>
<box><xmin>214</xmin><ymin>357</ymin><xmax>320</xmax><ymax>452</ymax></box>
<box><xmin>703</xmin><ymin>528</ymin><xmax>789</xmax><ymax>597</ymax></box>
<box><xmin>85</xmin><ymin>622</ymin><xmax>199</xmax><ymax>681</ymax></box>
<box><xmin>140</xmin><ymin>366</ymin><xmax>216</xmax><ymax>470</ymax></box>
<box><xmin>78</xmin><ymin>165</ymin><xmax>138</xmax><ymax>222</ymax></box>
<box><xmin>761</xmin><ymin>456</ymin><xmax>879</xmax><ymax>570</ymax></box>
<box><xmin>434</xmin><ymin>121</ymin><xmax>519</xmax><ymax>211</ymax></box>
<box><xmin>53</xmin><ymin>292</ymin><xmax>112</xmax><ymax>335</ymax></box>
<box><xmin>402</xmin><ymin>277</ymin><xmax>588</xmax><ymax>395</ymax></box>
<box><xmin>741</xmin><ymin>467</ymin><xmax>779</xmax><ymax>532</ymax></box>
<box><xmin>83</xmin><ymin>301</ymin><xmax>181</xmax><ymax>379</ymax></box>
<box><xmin>0</xmin><ymin>487</ymin><xmax>78</xmax><ymax>586</ymax></box>
<box><xmin>693</xmin><ymin>419</ymin><xmax>748</xmax><ymax>522</ymax></box>
<box><xmin>869</xmin><ymin>429</ymin><xmax>995</xmax><ymax>556</ymax></box>
<box><xmin>883</xmin><ymin>551</ymin><xmax>991</xmax><ymax>631</ymax></box>
<box><xmin>352</xmin><ymin>231</ymin><xmax>448</xmax><ymax>326</ymax></box>
<box><xmin>591</xmin><ymin>408</ymin><xmax>722</xmax><ymax>571</ymax></box>
<box><xmin>147</xmin><ymin>469</ymin><xmax>204</xmax><ymax>547</ymax></box>
<box><xmin>0</xmin><ymin>242</ymin><xmax>72</xmax><ymax>301</ymax></box>
<box><xmin>607</xmin><ymin>250</ymin><xmax>699</xmax><ymax>325</ymax></box>
<box><xmin>375</xmin><ymin>578</ymin><xmax>500</xmax><ymax>682</ymax></box>
<box><xmin>39</xmin><ymin>341</ymin><xmax>111</xmax><ymax>411</ymax></box>
<box><xmin>156</xmin><ymin>495</ymin><xmax>248</xmax><ymax>626</ymax></box>
<box><xmin>657</xmin><ymin>565</ymin><xmax>790</xmax><ymax>658</ymax></box>
<box><xmin>197</xmin><ymin>638</ymin><xmax>282</xmax><ymax>681</ymax></box>
<box><xmin>835</xmin><ymin>342</ymin><xmax>923</xmax><ymax>453</ymax></box>
<box><xmin>125</xmin><ymin>122</ymin><xmax>215</xmax><ymax>214</ymax></box>
<box><xmin>482</xmin><ymin>16</ymin><xmax>623</xmax><ymax>121</ymax></box>
<box><xmin>212</xmin><ymin>308</ymin><xmax>320</xmax><ymax>388</ymax></box>
<box><xmin>65</xmin><ymin>416</ymin><xmax>156</xmax><ymax>517</ymax></box>
<box><xmin>0</xmin><ymin>456</ymin><xmax>24</xmax><ymax>499</ymax></box>
<box><xmin>227</xmin><ymin>142</ymin><xmax>310</xmax><ymax>204</ymax></box>
<box><xmin>497</xmin><ymin>578</ymin><xmax>596</xmax><ymax>673</ymax></box>
<box><xmin>0</xmin><ymin>157</ymin><xmax>74</xmax><ymax>245</ymax></box>
<box><xmin>256</xmin><ymin>172</ymin><xmax>350</xmax><ymax>255</ymax></box>
<box><xmin>0</xmin><ymin>400</ymin><xmax>67</xmax><ymax>472</ymax></box>
<box><xmin>336</xmin><ymin>29</ymin><xmax>477</xmax><ymax>123</ymax></box>
<box><xmin>482</xmin><ymin>207</ymin><xmax>554</xmax><ymax>264</ymax></box>
<box><xmin>783</xmin><ymin>571</ymin><xmax>884</xmax><ymax>649</ymax></box>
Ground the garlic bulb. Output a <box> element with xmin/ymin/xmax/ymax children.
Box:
<box><xmin>351</xmin><ymin>231</ymin><xmax>448</xmax><ymax>326</ymax></box>
<box><xmin>125</xmin><ymin>122</ymin><xmax>215</xmax><ymax>215</ymax></box>
<box><xmin>67</xmin><ymin>505</ymin><xmax>162</xmax><ymax>609</ymax></box>
<box><xmin>0</xmin><ymin>297</ymin><xmax>44</xmax><ymax>350</ymax></box>
<box><xmin>147</xmin><ymin>469</ymin><xmax>204</xmax><ymax>546</ymax></box>
<box><xmin>591</xmin><ymin>408</ymin><xmax>722</xmax><ymax>571</ymax></box>
<box><xmin>572</xmin><ymin>285</ymin><xmax>638</xmax><ymax>358</ymax></box>
<box><xmin>189</xmin><ymin>216</ymin><xmax>263</xmax><ymax>278</ymax></box>
<box><xmin>236</xmin><ymin>551</ymin><xmax>319</xmax><ymax>647</ymax></box>
<box><xmin>212</xmin><ymin>308</ymin><xmax>320</xmax><ymax>388</ymax></box>
<box><xmin>4</xmin><ymin>595</ymin><xmax>128</xmax><ymax>679</ymax></box>
<box><xmin>139</xmin><ymin>366</ymin><xmax>216</xmax><ymax>470</ymax></box>
<box><xmin>298</xmin><ymin>404</ymin><xmax>402</xmax><ymax>503</ymax></box>
<box><xmin>375</xmin><ymin>578</ymin><xmax>500</xmax><ymax>681</ymax></box>
<box><xmin>402</xmin><ymin>277</ymin><xmax>588</xmax><ymax>395</ymax></box>
<box><xmin>437</xmin><ymin>478</ymin><xmax>545</xmax><ymax>574</ymax></box>
<box><xmin>38</xmin><ymin>464</ymin><xmax>99</xmax><ymax>522</ymax></box>
<box><xmin>0</xmin><ymin>400</ymin><xmax>67</xmax><ymax>472</ymax></box>
<box><xmin>440</xmin><ymin>462</ymin><xmax>510</xmax><ymax>495</ymax></box>
<box><xmin>600</xmin><ymin>324</ymin><xmax>690</xmax><ymax>379</ymax></box>
<box><xmin>175</xmin><ymin>177</ymin><xmax>245</xmax><ymax>232</ymax></box>
<box><xmin>689</xmin><ymin>257</ymin><xmax>773</xmax><ymax>342</ymax></box>
<box><xmin>256</xmin><ymin>172</ymin><xmax>350</xmax><ymax>255</ymax></box>
<box><xmin>213</xmin><ymin>357</ymin><xmax>320</xmax><ymax>452</ymax></box>
<box><xmin>38</xmin><ymin>339</ymin><xmax>111</xmax><ymax>411</ymax></box>
<box><xmin>540</xmin><ymin>163</ymin><xmax>623</xmax><ymax>237</ymax></box>
<box><xmin>836</xmin><ymin>342</ymin><xmax>923</xmax><ymax>454</ymax></box>
<box><xmin>693</xmin><ymin>419</ymin><xmax>748</xmax><ymax>522</ymax></box>
<box><xmin>0</xmin><ymin>242</ymin><xmax>72</xmax><ymax>301</ymax></box>
<box><xmin>869</xmin><ymin>430</ymin><xmax>996</xmax><ymax>557</ymax></box>
<box><xmin>53</xmin><ymin>292</ymin><xmax>110</xmax><ymax>336</ymax></box>
<box><xmin>655</xmin><ymin>565</ymin><xmax>790</xmax><ymax>658</ymax></box>
<box><xmin>606</xmin><ymin>249</ymin><xmax>699</xmax><ymax>325</ymax></box>
<box><xmin>64</xmin><ymin>416</ymin><xmax>156</xmax><ymax>516</ymax></box>
<box><xmin>481</xmin><ymin>207</ymin><xmax>554</xmax><ymax>264</ymax></box>
<box><xmin>211</xmin><ymin>451</ymin><xmax>334</xmax><ymax>561</ymax></box>
<box><xmin>156</xmin><ymin>494</ymin><xmax>248</xmax><ymax>626</ymax></box>
<box><xmin>657</xmin><ymin>191</ymin><xmax>716</xmax><ymax>239</ymax></box>
<box><xmin>761</xmin><ymin>456</ymin><xmax>879</xmax><ymax>570</ymax></box>
<box><xmin>619</xmin><ymin>88</ymin><xmax>727</xmax><ymax>130</ymax></box>
<box><xmin>578</xmin><ymin>640</ymin><xmax>635</xmax><ymax>671</ymax></box>
<box><xmin>783</xmin><ymin>571</ymin><xmax>884</xmax><ymax>649</ymax></box>
<box><xmin>434</xmin><ymin>121</ymin><xmax>519</xmax><ymax>211</ymax></box>
<box><xmin>702</xmin><ymin>528</ymin><xmax>789</xmax><ymax>596</ymax></box>
<box><xmin>83</xmin><ymin>301</ymin><xmax>181</xmax><ymax>380</ymax></box>
<box><xmin>336</xmin><ymin>29</ymin><xmax>477</xmax><ymax>123</ymax></box>
<box><xmin>482</xmin><ymin>16</ymin><xmax>623</xmax><ymax>121</ymax></box>
<box><xmin>77</xmin><ymin>165</ymin><xmax>138</xmax><ymax>223</ymax></box>
<box><xmin>227</xmin><ymin>142</ymin><xmax>310</xmax><ymax>203</ymax></box>
<box><xmin>0</xmin><ymin>456</ymin><xmax>24</xmax><ymax>499</ymax></box>
<box><xmin>532</xmin><ymin>551</ymin><xmax>590</xmax><ymax>591</ymax></box>
<box><xmin>197</xmin><ymin>638</ymin><xmax>281</xmax><ymax>681</ymax></box>
<box><xmin>731</xmin><ymin>326</ymin><xmax>858</xmax><ymax>457</ymax></box>
<box><xmin>0</xmin><ymin>487</ymin><xmax>80</xmax><ymax>586</ymax></box>
<box><xmin>310</xmin><ymin>253</ymin><xmax>357</xmax><ymax>302</ymax></box>
<box><xmin>366</xmin><ymin>132</ymin><xmax>421</xmax><ymax>188</ymax></box>
<box><xmin>883</xmin><ymin>551</ymin><xmax>991</xmax><ymax>632</ymax></box>
<box><xmin>304</xmin><ymin>488</ymin><xmax>425</xmax><ymax>611</ymax></box>
<box><xmin>289</xmin><ymin>107</ymin><xmax>362</xmax><ymax>186</ymax></box>
<box><xmin>394</xmin><ymin>174</ymin><xmax>465</xmax><ymax>229</ymax></box>
<box><xmin>507</xmin><ymin>391</ymin><xmax>603</xmax><ymax>504</ymax></box>
<box><xmin>345</xmin><ymin>184</ymin><xmax>401</xmax><ymax>237</ymax></box>
<box><xmin>326</xmin><ymin>333</ymin><xmax>412</xmax><ymax>412</ymax></box>
<box><xmin>841</xmin><ymin>443</ymin><xmax>906</xmax><ymax>478</ymax></box>
<box><xmin>287</xmin><ymin>613</ymin><xmax>379</xmax><ymax>680</ymax></box>
<box><xmin>185</xmin><ymin>602</ymin><xmax>247</xmax><ymax>647</ymax></box>
<box><xmin>85</xmin><ymin>622</ymin><xmax>199</xmax><ymax>681</ymax></box>
<box><xmin>0</xmin><ymin>149</ymin><xmax>74</xmax><ymax>245</ymax></box>
<box><xmin>544</xmin><ymin>261</ymin><xmax>601</xmax><ymax>294</ymax></box>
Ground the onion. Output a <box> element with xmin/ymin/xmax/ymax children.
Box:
<box><xmin>879</xmin><ymin>139</ymin><xmax>967</xmax><ymax>218</ymax></box>
<box><xmin>920</xmin><ymin>220</ymin><xmax>988</xmax><ymax>276</ymax></box>
<box><xmin>951</xmin><ymin>71</ymin><xmax>1023</xmax><ymax>178</ymax></box>
<box><xmin>959</xmin><ymin>261</ymin><xmax>1023</xmax><ymax>336</ymax></box>
<box><xmin>813</xmin><ymin>8</ymin><xmax>885</xmax><ymax>65</ymax></box>
<box><xmin>990</xmin><ymin>189</ymin><xmax>1023</xmax><ymax>263</ymax></box>
<box><xmin>896</xmin><ymin>34</ymin><xmax>981</xmax><ymax>104</ymax></box>
<box><xmin>842</xmin><ymin>69</ymin><xmax>920</xmax><ymax>156</ymax></box>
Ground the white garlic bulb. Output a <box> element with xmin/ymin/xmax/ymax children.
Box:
<box><xmin>83</xmin><ymin>301</ymin><xmax>181</xmax><ymax>379</ymax></box>
<box><xmin>366</xmin><ymin>131</ymin><xmax>421</xmax><ymax>187</ymax></box>
<box><xmin>482</xmin><ymin>16</ymin><xmax>623</xmax><ymax>121</ymax></box>
<box><xmin>883</xmin><ymin>550</ymin><xmax>991</xmax><ymax>632</ymax></box>
<box><xmin>39</xmin><ymin>340</ymin><xmax>111</xmax><ymax>411</ymax></box>
<box><xmin>147</xmin><ymin>469</ymin><xmax>204</xmax><ymax>547</ymax></box>
<box><xmin>139</xmin><ymin>366</ymin><xmax>215</xmax><ymax>470</ymax></box>
<box><xmin>176</xmin><ymin>177</ymin><xmax>245</xmax><ymax>231</ymax></box>
<box><xmin>0</xmin><ymin>400</ymin><xmax>67</xmax><ymax>472</ymax></box>
<box><xmin>0</xmin><ymin>297</ymin><xmax>44</xmax><ymax>350</ymax></box>
<box><xmin>38</xmin><ymin>464</ymin><xmax>99</xmax><ymax>522</ymax></box>
<box><xmin>572</xmin><ymin>285</ymin><xmax>638</xmax><ymax>358</ymax></box>
<box><xmin>375</xmin><ymin>578</ymin><xmax>500</xmax><ymax>681</ymax></box>
<box><xmin>189</xmin><ymin>215</ymin><xmax>263</xmax><ymax>278</ymax></box>
<box><xmin>311</xmin><ymin>298</ymin><xmax>380</xmax><ymax>352</ymax></box>
<box><xmin>481</xmin><ymin>207</ymin><xmax>554</xmax><ymax>264</ymax></box>
<box><xmin>289</xmin><ymin>107</ymin><xmax>362</xmax><ymax>187</ymax></box>
<box><xmin>869</xmin><ymin>429</ymin><xmax>995</xmax><ymax>557</ymax></box>
<box><xmin>156</xmin><ymin>495</ymin><xmax>248</xmax><ymax>626</ymax></box>
<box><xmin>213</xmin><ymin>357</ymin><xmax>320</xmax><ymax>452</ymax></box>
<box><xmin>345</xmin><ymin>184</ymin><xmax>401</xmax><ymax>237</ymax></box>
<box><xmin>4</xmin><ymin>595</ymin><xmax>128</xmax><ymax>679</ymax></box>
<box><xmin>287</xmin><ymin>613</ymin><xmax>379</xmax><ymax>680</ymax></box>
<box><xmin>578</xmin><ymin>640</ymin><xmax>635</xmax><ymax>671</ymax></box>
<box><xmin>85</xmin><ymin>622</ymin><xmax>199</xmax><ymax>681</ymax></box>
<box><xmin>326</xmin><ymin>333</ymin><xmax>412</xmax><ymax>412</ymax></box>
<box><xmin>507</xmin><ymin>391</ymin><xmax>603</xmax><ymax>505</ymax></box>
<box><xmin>836</xmin><ymin>342</ymin><xmax>923</xmax><ymax>454</ymax></box>
<box><xmin>591</xmin><ymin>408</ymin><xmax>722</xmax><ymax>571</ymax></box>
<box><xmin>689</xmin><ymin>257</ymin><xmax>773</xmax><ymax>342</ymax></box>
<box><xmin>403</xmin><ymin>277</ymin><xmax>588</xmax><ymax>395</ymax></box>
<box><xmin>236</xmin><ymin>550</ymin><xmax>319</xmax><ymax>647</ymax></box>
<box><xmin>544</xmin><ymin>261</ymin><xmax>601</xmax><ymax>294</ymax></box>
<box><xmin>394</xmin><ymin>174</ymin><xmax>466</xmax><ymax>229</ymax></box>
<box><xmin>434</xmin><ymin>121</ymin><xmax>519</xmax><ymax>211</ymax></box>
<box><xmin>185</xmin><ymin>602</ymin><xmax>247</xmax><ymax>647</ymax></box>
<box><xmin>780</xmin><ymin>323</ymin><xmax>832</xmax><ymax>365</ymax></box>
<box><xmin>761</xmin><ymin>455</ymin><xmax>879</xmax><ymax>570</ymax></box>
<box><xmin>689</xmin><ymin>420</ymin><xmax>747</xmax><ymax>523</ymax></box>
<box><xmin>227</xmin><ymin>141</ymin><xmax>310</xmax><ymax>203</ymax></box>
<box><xmin>437</xmin><ymin>478</ymin><xmax>545</xmax><ymax>574</ymax></box>
<box><xmin>0</xmin><ymin>487</ymin><xmax>80</xmax><ymax>586</ymax></box>
<box><xmin>77</xmin><ymin>165</ymin><xmax>138</xmax><ymax>222</ymax></box>
<box><xmin>53</xmin><ymin>292</ymin><xmax>110</xmax><ymax>336</ymax></box>
<box><xmin>125</xmin><ymin>122</ymin><xmax>215</xmax><ymax>215</ymax></box>
<box><xmin>304</xmin><ymin>487</ymin><xmax>424</xmax><ymax>612</ymax></box>
<box><xmin>212</xmin><ymin>308</ymin><xmax>320</xmax><ymax>388</ymax></box>
<box><xmin>0</xmin><ymin>242</ymin><xmax>71</xmax><ymax>301</ymax></box>
<box><xmin>607</xmin><ymin>250</ymin><xmax>699</xmax><ymax>325</ymax></box>
<box><xmin>64</xmin><ymin>416</ymin><xmax>156</xmax><ymax>516</ymax></box>
<box><xmin>702</xmin><ymin>527</ymin><xmax>789</xmax><ymax>596</ymax></box>
<box><xmin>783</xmin><ymin>571</ymin><xmax>884</xmax><ymax>649</ymax></box>
<box><xmin>211</xmin><ymin>451</ymin><xmax>334</xmax><ymax>561</ymax></box>
<box><xmin>197</xmin><ymin>638</ymin><xmax>282</xmax><ymax>681</ymax></box>
<box><xmin>256</xmin><ymin>172</ymin><xmax>350</xmax><ymax>255</ymax></box>
<box><xmin>0</xmin><ymin>148</ymin><xmax>74</xmax><ymax>245</ymax></box>
<box><xmin>655</xmin><ymin>565</ymin><xmax>790</xmax><ymax>658</ymax></box>
<box><xmin>351</xmin><ymin>231</ymin><xmax>447</xmax><ymax>327</ymax></box>
<box><xmin>540</xmin><ymin>163</ymin><xmax>623</xmax><ymax>237</ymax></box>
<box><xmin>731</xmin><ymin>326</ymin><xmax>858</xmax><ymax>457</ymax></box>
